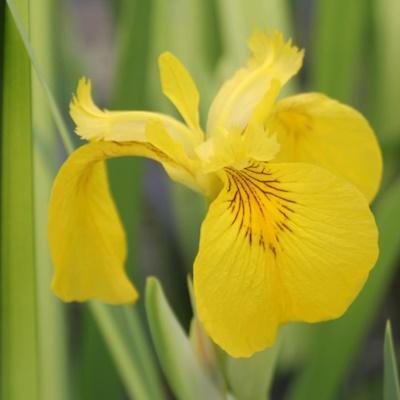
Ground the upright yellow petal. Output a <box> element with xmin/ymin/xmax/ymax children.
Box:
<box><xmin>194</xmin><ymin>162</ymin><xmax>378</xmax><ymax>357</ymax></box>
<box><xmin>145</xmin><ymin>121</ymin><xmax>204</xmax><ymax>193</ymax></box>
<box><xmin>268</xmin><ymin>93</ymin><xmax>383</xmax><ymax>202</ymax></box>
<box><xmin>70</xmin><ymin>78</ymin><xmax>198</xmax><ymax>154</ymax></box>
<box><xmin>195</xmin><ymin>126</ymin><xmax>279</xmax><ymax>174</ymax></box>
<box><xmin>49</xmin><ymin>141</ymin><xmax>200</xmax><ymax>303</ymax></box>
<box><xmin>207</xmin><ymin>31</ymin><xmax>304</xmax><ymax>133</ymax></box>
<box><xmin>159</xmin><ymin>52</ymin><xmax>203</xmax><ymax>142</ymax></box>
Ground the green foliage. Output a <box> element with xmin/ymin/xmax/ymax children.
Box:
<box><xmin>373</xmin><ymin>0</ymin><xmax>400</xmax><ymax>143</ymax></box>
<box><xmin>311</xmin><ymin>0</ymin><xmax>367</xmax><ymax>103</ymax></box>
<box><xmin>89</xmin><ymin>303</ymin><xmax>163</xmax><ymax>399</ymax></box>
<box><xmin>225</xmin><ymin>344</ymin><xmax>280</xmax><ymax>400</ymax></box>
<box><xmin>31</xmin><ymin>1</ymin><xmax>69</xmax><ymax>398</ymax></box>
<box><xmin>384</xmin><ymin>321</ymin><xmax>400</xmax><ymax>400</ymax></box>
<box><xmin>146</xmin><ymin>277</ymin><xmax>222</xmax><ymax>400</ymax></box>
<box><xmin>1</xmin><ymin>2</ymin><xmax>39</xmax><ymax>399</ymax></box>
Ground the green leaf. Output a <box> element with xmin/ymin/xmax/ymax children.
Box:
<box><xmin>225</xmin><ymin>344</ymin><xmax>280</xmax><ymax>400</ymax></box>
<box><xmin>146</xmin><ymin>277</ymin><xmax>222</xmax><ymax>400</ymax></box>
<box><xmin>76</xmin><ymin>309</ymin><xmax>122</xmax><ymax>400</ymax></box>
<box><xmin>1</xmin><ymin>2</ymin><xmax>39</xmax><ymax>399</ymax></box>
<box><xmin>311</xmin><ymin>0</ymin><xmax>367</xmax><ymax>103</ymax></box>
<box><xmin>373</xmin><ymin>0</ymin><xmax>400</xmax><ymax>143</ymax></box>
<box><xmin>30</xmin><ymin>0</ymin><xmax>69</xmax><ymax>398</ymax></box>
<box><xmin>384</xmin><ymin>321</ymin><xmax>400</xmax><ymax>400</ymax></box>
<box><xmin>290</xmin><ymin>180</ymin><xmax>400</xmax><ymax>400</ymax></box>
<box><xmin>89</xmin><ymin>303</ymin><xmax>163</xmax><ymax>400</ymax></box>
<box><xmin>6</xmin><ymin>0</ymin><xmax>73</xmax><ymax>153</ymax></box>
<box><xmin>150</xmin><ymin>0</ymin><xmax>218</xmax><ymax>110</ymax></box>
<box><xmin>216</xmin><ymin>0</ymin><xmax>292</xmax><ymax>64</ymax></box>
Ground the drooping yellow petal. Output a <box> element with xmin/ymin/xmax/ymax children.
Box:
<box><xmin>268</xmin><ymin>93</ymin><xmax>383</xmax><ymax>202</ymax></box>
<box><xmin>49</xmin><ymin>141</ymin><xmax>200</xmax><ymax>303</ymax></box>
<box><xmin>70</xmin><ymin>78</ymin><xmax>198</xmax><ymax>154</ymax></box>
<box><xmin>194</xmin><ymin>162</ymin><xmax>378</xmax><ymax>357</ymax></box>
<box><xmin>207</xmin><ymin>31</ymin><xmax>304</xmax><ymax>133</ymax></box>
<box><xmin>159</xmin><ymin>52</ymin><xmax>203</xmax><ymax>142</ymax></box>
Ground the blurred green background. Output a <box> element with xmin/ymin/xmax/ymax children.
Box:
<box><xmin>1</xmin><ymin>0</ymin><xmax>400</xmax><ymax>399</ymax></box>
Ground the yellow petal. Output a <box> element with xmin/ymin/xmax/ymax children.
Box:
<box><xmin>207</xmin><ymin>31</ymin><xmax>304</xmax><ymax>133</ymax></box>
<box><xmin>268</xmin><ymin>93</ymin><xmax>383</xmax><ymax>202</ymax></box>
<box><xmin>49</xmin><ymin>141</ymin><xmax>200</xmax><ymax>303</ymax></box>
<box><xmin>159</xmin><ymin>52</ymin><xmax>203</xmax><ymax>142</ymax></box>
<box><xmin>70</xmin><ymin>78</ymin><xmax>198</xmax><ymax>154</ymax></box>
<box><xmin>195</xmin><ymin>126</ymin><xmax>280</xmax><ymax>174</ymax></box>
<box><xmin>194</xmin><ymin>162</ymin><xmax>378</xmax><ymax>357</ymax></box>
<box><xmin>249</xmin><ymin>79</ymin><xmax>281</xmax><ymax>126</ymax></box>
<box><xmin>243</xmin><ymin>124</ymin><xmax>280</xmax><ymax>163</ymax></box>
<box><xmin>145</xmin><ymin>121</ymin><xmax>202</xmax><ymax>192</ymax></box>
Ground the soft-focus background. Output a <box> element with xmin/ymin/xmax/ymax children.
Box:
<box><xmin>1</xmin><ymin>1</ymin><xmax>400</xmax><ymax>399</ymax></box>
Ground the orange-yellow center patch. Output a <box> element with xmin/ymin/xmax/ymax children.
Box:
<box><xmin>224</xmin><ymin>163</ymin><xmax>297</xmax><ymax>256</ymax></box>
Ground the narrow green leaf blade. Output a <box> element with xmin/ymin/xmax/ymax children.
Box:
<box><xmin>217</xmin><ymin>0</ymin><xmax>292</xmax><ymax>64</ymax></box>
<box><xmin>226</xmin><ymin>344</ymin><xmax>280</xmax><ymax>400</ymax></box>
<box><xmin>373</xmin><ymin>0</ymin><xmax>400</xmax><ymax>143</ymax></box>
<box><xmin>384</xmin><ymin>321</ymin><xmax>400</xmax><ymax>400</ymax></box>
<box><xmin>89</xmin><ymin>302</ymin><xmax>161</xmax><ymax>400</ymax></box>
<box><xmin>146</xmin><ymin>277</ymin><xmax>222</xmax><ymax>400</ymax></box>
<box><xmin>1</xmin><ymin>2</ymin><xmax>39</xmax><ymax>399</ymax></box>
<box><xmin>76</xmin><ymin>309</ymin><xmax>121</xmax><ymax>400</ymax></box>
<box><xmin>6</xmin><ymin>0</ymin><xmax>73</xmax><ymax>153</ymax></box>
<box><xmin>30</xmin><ymin>1</ymin><xmax>69</xmax><ymax>398</ymax></box>
<box><xmin>311</xmin><ymin>0</ymin><xmax>367</xmax><ymax>102</ymax></box>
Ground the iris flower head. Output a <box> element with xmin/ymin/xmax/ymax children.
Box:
<box><xmin>49</xmin><ymin>30</ymin><xmax>382</xmax><ymax>357</ymax></box>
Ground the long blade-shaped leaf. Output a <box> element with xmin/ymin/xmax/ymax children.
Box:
<box><xmin>146</xmin><ymin>277</ymin><xmax>222</xmax><ymax>400</ymax></box>
<box><xmin>1</xmin><ymin>2</ymin><xmax>39</xmax><ymax>399</ymax></box>
<box><xmin>6</xmin><ymin>0</ymin><xmax>73</xmax><ymax>153</ymax></box>
<box><xmin>226</xmin><ymin>345</ymin><xmax>280</xmax><ymax>400</ymax></box>
<box><xmin>384</xmin><ymin>321</ymin><xmax>400</xmax><ymax>400</ymax></box>
<box><xmin>373</xmin><ymin>0</ymin><xmax>400</xmax><ymax>144</ymax></box>
<box><xmin>76</xmin><ymin>308</ymin><xmax>121</xmax><ymax>400</ymax></box>
<box><xmin>311</xmin><ymin>0</ymin><xmax>367</xmax><ymax>103</ymax></box>
<box><xmin>89</xmin><ymin>303</ymin><xmax>161</xmax><ymax>400</ymax></box>
<box><xmin>30</xmin><ymin>1</ymin><xmax>69</xmax><ymax>398</ymax></box>
<box><xmin>217</xmin><ymin>0</ymin><xmax>292</xmax><ymax>64</ymax></box>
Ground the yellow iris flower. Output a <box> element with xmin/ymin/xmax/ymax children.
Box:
<box><xmin>48</xmin><ymin>31</ymin><xmax>382</xmax><ymax>357</ymax></box>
